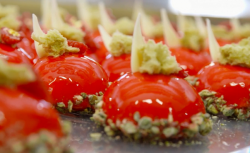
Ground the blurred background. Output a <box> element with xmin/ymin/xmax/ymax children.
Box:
<box><xmin>1</xmin><ymin>0</ymin><xmax>250</xmax><ymax>23</ymax></box>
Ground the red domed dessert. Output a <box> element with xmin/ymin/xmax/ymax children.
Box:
<box><xmin>93</xmin><ymin>15</ymin><xmax>212</xmax><ymax>140</ymax></box>
<box><xmin>196</xmin><ymin>19</ymin><xmax>250</xmax><ymax>120</ymax></box>
<box><xmin>161</xmin><ymin>9</ymin><xmax>211</xmax><ymax>75</ymax></box>
<box><xmin>0</xmin><ymin>59</ymin><xmax>71</xmax><ymax>152</ymax></box>
<box><xmin>32</xmin><ymin>14</ymin><xmax>109</xmax><ymax>114</ymax></box>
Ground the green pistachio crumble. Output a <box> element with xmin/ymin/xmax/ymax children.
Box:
<box><xmin>93</xmin><ymin>101</ymin><xmax>213</xmax><ymax>140</ymax></box>
<box><xmin>55</xmin><ymin>92</ymin><xmax>104</xmax><ymax>115</ymax></box>
<box><xmin>185</xmin><ymin>76</ymin><xmax>199</xmax><ymax>87</ymax></box>
<box><xmin>199</xmin><ymin>89</ymin><xmax>250</xmax><ymax>120</ymax></box>
<box><xmin>31</xmin><ymin>29</ymin><xmax>80</xmax><ymax>57</ymax></box>
<box><xmin>0</xmin><ymin>59</ymin><xmax>36</xmax><ymax>86</ymax></box>
<box><xmin>58</xmin><ymin>24</ymin><xmax>85</xmax><ymax>42</ymax></box>
<box><xmin>113</xmin><ymin>17</ymin><xmax>134</xmax><ymax>35</ymax></box>
<box><xmin>0</xmin><ymin>15</ymin><xmax>21</xmax><ymax>31</ymax></box>
<box><xmin>138</xmin><ymin>40</ymin><xmax>182</xmax><ymax>75</ymax></box>
<box><xmin>212</xmin><ymin>25</ymin><xmax>235</xmax><ymax>41</ymax></box>
<box><xmin>0</xmin><ymin>121</ymin><xmax>73</xmax><ymax>153</ymax></box>
<box><xmin>181</xmin><ymin>28</ymin><xmax>205</xmax><ymax>52</ymax></box>
<box><xmin>109</xmin><ymin>31</ymin><xmax>132</xmax><ymax>56</ymax></box>
<box><xmin>0</xmin><ymin>4</ymin><xmax>19</xmax><ymax>18</ymax></box>
<box><xmin>90</xmin><ymin>133</ymin><xmax>102</xmax><ymax>141</ymax></box>
<box><xmin>238</xmin><ymin>23</ymin><xmax>250</xmax><ymax>39</ymax></box>
<box><xmin>219</xmin><ymin>37</ymin><xmax>250</xmax><ymax>68</ymax></box>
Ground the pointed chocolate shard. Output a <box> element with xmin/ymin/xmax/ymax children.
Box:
<box><xmin>131</xmin><ymin>14</ymin><xmax>145</xmax><ymax>73</ymax></box>
<box><xmin>206</xmin><ymin>19</ymin><xmax>221</xmax><ymax>62</ymax></box>
<box><xmin>98</xmin><ymin>2</ymin><xmax>115</xmax><ymax>34</ymax></box>
<box><xmin>32</xmin><ymin>14</ymin><xmax>47</xmax><ymax>58</ymax></box>
<box><xmin>51</xmin><ymin>0</ymin><xmax>64</xmax><ymax>29</ymax></box>
<box><xmin>161</xmin><ymin>9</ymin><xmax>180</xmax><ymax>48</ymax></box>
<box><xmin>98</xmin><ymin>25</ymin><xmax>112</xmax><ymax>52</ymax></box>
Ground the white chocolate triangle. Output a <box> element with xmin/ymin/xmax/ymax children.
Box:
<box><xmin>98</xmin><ymin>2</ymin><xmax>115</xmax><ymax>34</ymax></box>
<box><xmin>160</xmin><ymin>9</ymin><xmax>180</xmax><ymax>48</ymax></box>
<box><xmin>140</xmin><ymin>11</ymin><xmax>155</xmax><ymax>38</ymax></box>
<box><xmin>51</xmin><ymin>0</ymin><xmax>64</xmax><ymax>29</ymax></box>
<box><xmin>132</xmin><ymin>0</ymin><xmax>143</xmax><ymax>21</ymax></box>
<box><xmin>41</xmin><ymin>0</ymin><xmax>51</xmax><ymax>29</ymax></box>
<box><xmin>131</xmin><ymin>14</ymin><xmax>145</xmax><ymax>73</ymax></box>
<box><xmin>206</xmin><ymin>19</ymin><xmax>221</xmax><ymax>62</ymax></box>
<box><xmin>32</xmin><ymin>14</ymin><xmax>47</xmax><ymax>58</ymax></box>
<box><xmin>195</xmin><ymin>16</ymin><xmax>206</xmax><ymax>37</ymax></box>
<box><xmin>230</xmin><ymin>17</ymin><xmax>241</xmax><ymax>38</ymax></box>
<box><xmin>177</xmin><ymin>12</ymin><xmax>186</xmax><ymax>33</ymax></box>
<box><xmin>98</xmin><ymin>25</ymin><xmax>112</xmax><ymax>52</ymax></box>
<box><xmin>76</xmin><ymin>0</ymin><xmax>92</xmax><ymax>30</ymax></box>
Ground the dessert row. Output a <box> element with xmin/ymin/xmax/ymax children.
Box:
<box><xmin>0</xmin><ymin>0</ymin><xmax>249</xmax><ymax>152</ymax></box>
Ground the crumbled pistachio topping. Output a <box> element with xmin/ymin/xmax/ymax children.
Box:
<box><xmin>58</xmin><ymin>24</ymin><xmax>85</xmax><ymax>42</ymax></box>
<box><xmin>181</xmin><ymin>28</ymin><xmax>205</xmax><ymax>52</ymax></box>
<box><xmin>0</xmin><ymin>4</ymin><xmax>19</xmax><ymax>19</ymax></box>
<box><xmin>113</xmin><ymin>17</ymin><xmax>134</xmax><ymax>35</ymax></box>
<box><xmin>138</xmin><ymin>40</ymin><xmax>181</xmax><ymax>75</ymax></box>
<box><xmin>55</xmin><ymin>92</ymin><xmax>104</xmax><ymax>115</ymax></box>
<box><xmin>0</xmin><ymin>121</ymin><xmax>72</xmax><ymax>153</ymax></box>
<box><xmin>31</xmin><ymin>29</ymin><xmax>80</xmax><ymax>57</ymax></box>
<box><xmin>152</xmin><ymin>22</ymin><xmax>163</xmax><ymax>38</ymax></box>
<box><xmin>212</xmin><ymin>25</ymin><xmax>235</xmax><ymax>40</ymax></box>
<box><xmin>185</xmin><ymin>76</ymin><xmax>199</xmax><ymax>87</ymax></box>
<box><xmin>199</xmin><ymin>89</ymin><xmax>250</xmax><ymax>120</ymax></box>
<box><xmin>238</xmin><ymin>23</ymin><xmax>250</xmax><ymax>39</ymax></box>
<box><xmin>93</xmin><ymin>102</ymin><xmax>212</xmax><ymax>140</ymax></box>
<box><xmin>87</xmin><ymin>7</ymin><xmax>101</xmax><ymax>30</ymax></box>
<box><xmin>219</xmin><ymin>37</ymin><xmax>250</xmax><ymax>68</ymax></box>
<box><xmin>109</xmin><ymin>31</ymin><xmax>132</xmax><ymax>56</ymax></box>
<box><xmin>0</xmin><ymin>59</ymin><xmax>36</xmax><ymax>86</ymax></box>
<box><xmin>0</xmin><ymin>15</ymin><xmax>21</xmax><ymax>31</ymax></box>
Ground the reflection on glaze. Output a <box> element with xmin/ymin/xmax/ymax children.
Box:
<box><xmin>34</xmin><ymin>54</ymin><xmax>109</xmax><ymax>110</ymax></box>
<box><xmin>197</xmin><ymin>62</ymin><xmax>250</xmax><ymax>108</ymax></box>
<box><xmin>102</xmin><ymin>72</ymin><xmax>205</xmax><ymax>123</ymax></box>
<box><xmin>101</xmin><ymin>54</ymin><xmax>131</xmax><ymax>82</ymax></box>
<box><xmin>170</xmin><ymin>47</ymin><xmax>211</xmax><ymax>75</ymax></box>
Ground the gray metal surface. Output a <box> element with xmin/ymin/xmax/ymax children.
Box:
<box><xmin>62</xmin><ymin>115</ymin><xmax>250</xmax><ymax>153</ymax></box>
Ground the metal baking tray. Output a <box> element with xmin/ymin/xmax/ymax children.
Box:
<box><xmin>62</xmin><ymin>114</ymin><xmax>250</xmax><ymax>153</ymax></box>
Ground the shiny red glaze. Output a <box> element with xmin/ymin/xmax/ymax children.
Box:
<box><xmin>170</xmin><ymin>47</ymin><xmax>211</xmax><ymax>75</ymax></box>
<box><xmin>102</xmin><ymin>72</ymin><xmax>205</xmax><ymax>123</ymax></box>
<box><xmin>67</xmin><ymin>40</ymin><xmax>88</xmax><ymax>54</ymax></box>
<box><xmin>101</xmin><ymin>54</ymin><xmax>131</xmax><ymax>82</ymax></box>
<box><xmin>34</xmin><ymin>54</ymin><xmax>109</xmax><ymax>110</ymax></box>
<box><xmin>197</xmin><ymin>63</ymin><xmax>250</xmax><ymax>108</ymax></box>
<box><xmin>153</xmin><ymin>37</ymin><xmax>164</xmax><ymax>43</ymax></box>
<box><xmin>0</xmin><ymin>43</ymin><xmax>31</xmax><ymax>64</ymax></box>
<box><xmin>217</xmin><ymin>39</ymin><xmax>236</xmax><ymax>47</ymax></box>
<box><xmin>84</xmin><ymin>30</ymin><xmax>109</xmax><ymax>63</ymax></box>
<box><xmin>0</xmin><ymin>87</ymin><xmax>62</xmax><ymax>145</ymax></box>
<box><xmin>17</xmin><ymin>38</ymin><xmax>38</xmax><ymax>64</ymax></box>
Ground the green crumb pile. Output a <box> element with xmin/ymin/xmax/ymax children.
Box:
<box><xmin>152</xmin><ymin>22</ymin><xmax>163</xmax><ymax>38</ymax></box>
<box><xmin>219</xmin><ymin>37</ymin><xmax>250</xmax><ymax>68</ymax></box>
<box><xmin>0</xmin><ymin>15</ymin><xmax>21</xmax><ymax>31</ymax></box>
<box><xmin>138</xmin><ymin>40</ymin><xmax>181</xmax><ymax>75</ymax></box>
<box><xmin>212</xmin><ymin>25</ymin><xmax>235</xmax><ymax>40</ymax></box>
<box><xmin>87</xmin><ymin>7</ymin><xmax>101</xmax><ymax>30</ymax></box>
<box><xmin>0</xmin><ymin>59</ymin><xmax>36</xmax><ymax>86</ymax></box>
<box><xmin>32</xmin><ymin>29</ymin><xmax>80</xmax><ymax>57</ymax></box>
<box><xmin>113</xmin><ymin>17</ymin><xmax>134</xmax><ymax>35</ymax></box>
<box><xmin>238</xmin><ymin>23</ymin><xmax>250</xmax><ymax>39</ymax></box>
<box><xmin>181</xmin><ymin>28</ymin><xmax>205</xmax><ymax>52</ymax></box>
<box><xmin>0</xmin><ymin>4</ymin><xmax>20</xmax><ymax>30</ymax></box>
<box><xmin>58</xmin><ymin>24</ymin><xmax>85</xmax><ymax>42</ymax></box>
<box><xmin>0</xmin><ymin>4</ymin><xmax>19</xmax><ymax>18</ymax></box>
<box><xmin>109</xmin><ymin>31</ymin><xmax>132</xmax><ymax>56</ymax></box>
